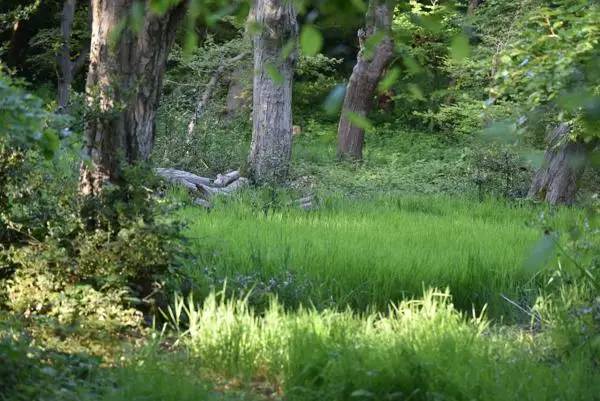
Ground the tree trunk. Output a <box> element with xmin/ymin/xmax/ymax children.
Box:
<box><xmin>527</xmin><ymin>123</ymin><xmax>598</xmax><ymax>205</ymax></box>
<box><xmin>57</xmin><ymin>0</ymin><xmax>91</xmax><ymax>112</ymax></box>
<box><xmin>337</xmin><ymin>0</ymin><xmax>394</xmax><ymax>160</ymax></box>
<box><xmin>79</xmin><ymin>0</ymin><xmax>185</xmax><ymax>196</ymax></box>
<box><xmin>6</xmin><ymin>18</ymin><xmax>22</xmax><ymax>69</ymax></box>
<box><xmin>247</xmin><ymin>0</ymin><xmax>299</xmax><ymax>184</ymax></box>
<box><xmin>467</xmin><ymin>0</ymin><xmax>484</xmax><ymax>15</ymax></box>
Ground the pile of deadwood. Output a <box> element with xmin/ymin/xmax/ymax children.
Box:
<box><xmin>155</xmin><ymin>168</ymin><xmax>315</xmax><ymax>210</ymax></box>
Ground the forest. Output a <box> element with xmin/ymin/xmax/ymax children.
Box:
<box><xmin>1</xmin><ymin>0</ymin><xmax>599</xmax><ymax>400</ymax></box>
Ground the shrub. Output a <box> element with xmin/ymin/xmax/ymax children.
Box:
<box><xmin>468</xmin><ymin>143</ymin><xmax>533</xmax><ymax>200</ymax></box>
<box><xmin>2</xmin><ymin>164</ymin><xmax>193</xmax><ymax>333</ymax></box>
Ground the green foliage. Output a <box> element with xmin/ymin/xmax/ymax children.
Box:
<box><xmin>154</xmin><ymin>111</ymin><xmax>251</xmax><ymax>176</ymax></box>
<box><xmin>0</xmin><ymin>68</ymin><xmax>69</xmax><ymax>157</ymax></box>
<box><xmin>294</xmin><ymin>53</ymin><xmax>344</xmax><ymax>123</ymax></box>
<box><xmin>468</xmin><ymin>142</ymin><xmax>534</xmax><ymax>200</ymax></box>
<box><xmin>0</xmin><ymin>314</ymin><xmax>109</xmax><ymax>401</ymax></box>
<box><xmin>491</xmin><ymin>0</ymin><xmax>600</xmax><ymax>139</ymax></box>
<box><xmin>2</xmin><ymin>163</ymin><xmax>192</xmax><ymax>334</ymax></box>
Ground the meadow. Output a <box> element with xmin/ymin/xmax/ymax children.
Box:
<box><xmin>180</xmin><ymin>190</ymin><xmax>580</xmax><ymax>319</ymax></box>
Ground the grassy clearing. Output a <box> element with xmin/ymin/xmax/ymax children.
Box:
<box><xmin>159</xmin><ymin>289</ymin><xmax>599</xmax><ymax>401</ymax></box>
<box><xmin>180</xmin><ymin>194</ymin><xmax>581</xmax><ymax>320</ymax></box>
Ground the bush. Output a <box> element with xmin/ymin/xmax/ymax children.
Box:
<box><xmin>1</xmin><ymin>71</ymin><xmax>194</xmax><ymax>337</ymax></box>
<box><xmin>2</xmin><ymin>163</ymin><xmax>193</xmax><ymax>333</ymax></box>
<box><xmin>468</xmin><ymin>143</ymin><xmax>533</xmax><ymax>200</ymax></box>
<box><xmin>0</xmin><ymin>321</ymin><xmax>107</xmax><ymax>401</ymax></box>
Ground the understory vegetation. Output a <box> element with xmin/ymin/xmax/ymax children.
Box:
<box><xmin>2</xmin><ymin>0</ymin><xmax>600</xmax><ymax>400</ymax></box>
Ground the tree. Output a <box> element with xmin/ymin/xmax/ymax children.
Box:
<box><xmin>57</xmin><ymin>0</ymin><xmax>90</xmax><ymax>112</ymax></box>
<box><xmin>247</xmin><ymin>0</ymin><xmax>299</xmax><ymax>183</ymax></box>
<box><xmin>337</xmin><ymin>0</ymin><xmax>394</xmax><ymax>160</ymax></box>
<box><xmin>527</xmin><ymin>123</ymin><xmax>597</xmax><ymax>205</ymax></box>
<box><xmin>79</xmin><ymin>0</ymin><xmax>186</xmax><ymax>196</ymax></box>
<box><xmin>491</xmin><ymin>0</ymin><xmax>600</xmax><ymax>205</ymax></box>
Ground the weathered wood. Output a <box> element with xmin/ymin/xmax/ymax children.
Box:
<box><xmin>214</xmin><ymin>170</ymin><xmax>240</xmax><ymax>187</ymax></box>
<box><xmin>57</xmin><ymin>0</ymin><xmax>91</xmax><ymax>112</ymax></box>
<box><xmin>192</xmin><ymin>198</ymin><xmax>212</xmax><ymax>208</ymax></box>
<box><xmin>155</xmin><ymin>168</ymin><xmax>248</xmax><ymax>198</ymax></box>
<box><xmin>223</xmin><ymin>177</ymin><xmax>249</xmax><ymax>192</ymax></box>
<box><xmin>154</xmin><ymin>168</ymin><xmax>212</xmax><ymax>187</ymax></box>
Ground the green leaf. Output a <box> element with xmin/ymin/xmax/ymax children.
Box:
<box><xmin>364</xmin><ymin>31</ymin><xmax>385</xmax><ymax>59</ymax></box>
<box><xmin>500</xmin><ymin>55</ymin><xmax>512</xmax><ymax>65</ymax></box>
<box><xmin>419</xmin><ymin>14</ymin><xmax>444</xmax><ymax>34</ymax></box>
<box><xmin>351</xmin><ymin>389</ymin><xmax>375</xmax><ymax>398</ymax></box>
<box><xmin>402</xmin><ymin>56</ymin><xmax>422</xmax><ymax>74</ymax></box>
<box><xmin>377</xmin><ymin>67</ymin><xmax>400</xmax><ymax>93</ymax></box>
<box><xmin>108</xmin><ymin>17</ymin><xmax>127</xmax><ymax>50</ymax></box>
<box><xmin>408</xmin><ymin>83</ymin><xmax>424</xmax><ymax>100</ymax></box>
<box><xmin>323</xmin><ymin>84</ymin><xmax>346</xmax><ymax>115</ymax></box>
<box><xmin>450</xmin><ymin>33</ymin><xmax>470</xmax><ymax>63</ymax></box>
<box><xmin>206</xmin><ymin>3</ymin><xmax>239</xmax><ymax>26</ymax></box>
<box><xmin>345</xmin><ymin>110</ymin><xmax>373</xmax><ymax>131</ymax></box>
<box><xmin>349</xmin><ymin>0</ymin><xmax>367</xmax><ymax>12</ymax></box>
<box><xmin>265</xmin><ymin>63</ymin><xmax>284</xmax><ymax>85</ymax></box>
<box><xmin>41</xmin><ymin>130</ymin><xmax>59</xmax><ymax>159</ymax></box>
<box><xmin>524</xmin><ymin>234</ymin><xmax>557</xmax><ymax>273</ymax></box>
<box><xmin>247</xmin><ymin>21</ymin><xmax>263</xmax><ymax>35</ymax></box>
<box><xmin>149</xmin><ymin>0</ymin><xmax>171</xmax><ymax>15</ymax></box>
<box><xmin>130</xmin><ymin>1</ymin><xmax>145</xmax><ymax>34</ymax></box>
<box><xmin>183</xmin><ymin>22</ymin><xmax>199</xmax><ymax>58</ymax></box>
<box><xmin>300</xmin><ymin>25</ymin><xmax>323</xmax><ymax>57</ymax></box>
<box><xmin>280</xmin><ymin>40</ymin><xmax>297</xmax><ymax>61</ymax></box>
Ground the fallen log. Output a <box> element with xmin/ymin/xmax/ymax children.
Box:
<box><xmin>214</xmin><ymin>170</ymin><xmax>241</xmax><ymax>187</ymax></box>
<box><xmin>155</xmin><ymin>168</ymin><xmax>212</xmax><ymax>187</ymax></box>
<box><xmin>155</xmin><ymin>168</ymin><xmax>248</xmax><ymax>198</ymax></box>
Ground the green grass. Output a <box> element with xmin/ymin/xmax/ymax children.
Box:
<box><xmin>180</xmin><ymin>194</ymin><xmax>581</xmax><ymax>320</ymax></box>
<box><xmin>158</xmin><ymin>289</ymin><xmax>600</xmax><ymax>401</ymax></box>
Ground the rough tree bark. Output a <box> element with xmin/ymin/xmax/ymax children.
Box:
<box><xmin>57</xmin><ymin>0</ymin><xmax>91</xmax><ymax>112</ymax></box>
<box><xmin>337</xmin><ymin>0</ymin><xmax>394</xmax><ymax>160</ymax></box>
<box><xmin>527</xmin><ymin>122</ymin><xmax>598</xmax><ymax>205</ymax></box>
<box><xmin>79</xmin><ymin>0</ymin><xmax>185</xmax><ymax>196</ymax></box>
<box><xmin>247</xmin><ymin>0</ymin><xmax>299</xmax><ymax>184</ymax></box>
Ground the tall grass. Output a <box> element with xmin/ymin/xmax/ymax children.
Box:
<box><xmin>160</xmin><ymin>289</ymin><xmax>599</xmax><ymax>401</ymax></box>
<box><xmin>180</xmin><ymin>194</ymin><xmax>581</xmax><ymax>320</ymax></box>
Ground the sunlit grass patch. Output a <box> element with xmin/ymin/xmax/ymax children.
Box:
<box><xmin>180</xmin><ymin>194</ymin><xmax>581</xmax><ymax>320</ymax></box>
<box><xmin>160</xmin><ymin>289</ymin><xmax>599</xmax><ymax>401</ymax></box>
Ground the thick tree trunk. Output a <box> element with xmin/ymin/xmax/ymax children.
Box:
<box><xmin>247</xmin><ymin>0</ymin><xmax>298</xmax><ymax>184</ymax></box>
<box><xmin>79</xmin><ymin>0</ymin><xmax>185</xmax><ymax>196</ymax></box>
<box><xmin>337</xmin><ymin>0</ymin><xmax>394</xmax><ymax>160</ymax></box>
<box><xmin>527</xmin><ymin>123</ymin><xmax>598</xmax><ymax>205</ymax></box>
